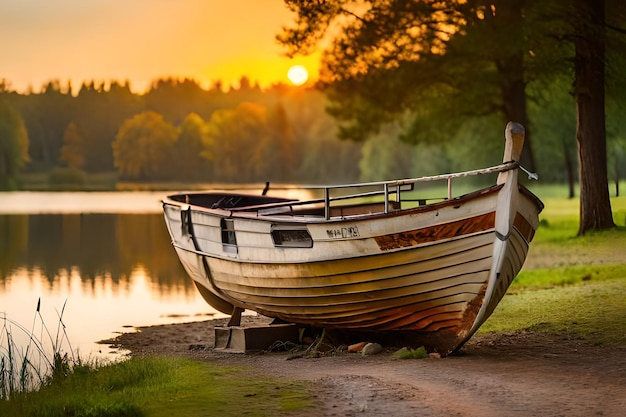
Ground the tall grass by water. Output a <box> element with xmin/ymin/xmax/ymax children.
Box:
<box><xmin>1</xmin><ymin>301</ymin><xmax>313</xmax><ymax>417</ymax></box>
<box><xmin>1</xmin><ymin>299</ymin><xmax>79</xmax><ymax>400</ymax></box>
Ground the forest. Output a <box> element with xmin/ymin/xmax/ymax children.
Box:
<box><xmin>0</xmin><ymin>75</ymin><xmax>623</xmax><ymax>191</ymax></box>
<box><xmin>0</xmin><ymin>78</ymin><xmax>370</xmax><ymax>188</ymax></box>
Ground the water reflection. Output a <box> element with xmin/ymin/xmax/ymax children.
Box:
<box><xmin>1</xmin><ymin>213</ymin><xmax>194</xmax><ymax>291</ymax></box>
<box><xmin>0</xmin><ymin>213</ymin><xmax>221</xmax><ymax>358</ymax></box>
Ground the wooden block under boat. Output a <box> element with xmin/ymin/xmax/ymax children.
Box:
<box><xmin>214</xmin><ymin>323</ymin><xmax>301</xmax><ymax>353</ymax></box>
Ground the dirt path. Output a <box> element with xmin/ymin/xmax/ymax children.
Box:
<box><xmin>103</xmin><ymin>316</ymin><xmax>626</xmax><ymax>416</ymax></box>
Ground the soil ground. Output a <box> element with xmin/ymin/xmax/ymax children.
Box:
<box><xmin>104</xmin><ymin>315</ymin><xmax>626</xmax><ymax>417</ymax></box>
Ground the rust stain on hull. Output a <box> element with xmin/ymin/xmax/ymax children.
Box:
<box><xmin>374</xmin><ymin>212</ymin><xmax>496</xmax><ymax>251</ymax></box>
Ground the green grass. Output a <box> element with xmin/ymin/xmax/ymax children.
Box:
<box><xmin>478</xmin><ymin>194</ymin><xmax>626</xmax><ymax>344</ymax></box>
<box><xmin>393</xmin><ymin>346</ymin><xmax>429</xmax><ymax>359</ymax></box>
<box><xmin>480</xmin><ymin>279</ymin><xmax>626</xmax><ymax>344</ymax></box>
<box><xmin>523</xmin><ymin>195</ymin><xmax>626</xmax><ymax>270</ymax></box>
<box><xmin>1</xmin><ymin>356</ymin><xmax>313</xmax><ymax>417</ymax></box>
<box><xmin>513</xmin><ymin>264</ymin><xmax>626</xmax><ymax>288</ymax></box>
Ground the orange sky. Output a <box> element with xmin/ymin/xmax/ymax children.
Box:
<box><xmin>0</xmin><ymin>0</ymin><xmax>320</xmax><ymax>93</ymax></box>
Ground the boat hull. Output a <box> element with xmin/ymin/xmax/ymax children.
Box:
<box><xmin>163</xmin><ymin>182</ymin><xmax>542</xmax><ymax>355</ymax></box>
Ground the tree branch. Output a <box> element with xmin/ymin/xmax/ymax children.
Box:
<box><xmin>606</xmin><ymin>23</ymin><xmax>626</xmax><ymax>35</ymax></box>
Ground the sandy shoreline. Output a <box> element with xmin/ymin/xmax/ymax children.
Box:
<box><xmin>101</xmin><ymin>315</ymin><xmax>626</xmax><ymax>416</ymax></box>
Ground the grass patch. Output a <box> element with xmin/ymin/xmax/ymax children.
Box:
<box><xmin>393</xmin><ymin>346</ymin><xmax>429</xmax><ymax>359</ymax></box>
<box><xmin>480</xmin><ymin>194</ymin><xmax>626</xmax><ymax>344</ymax></box>
<box><xmin>522</xmin><ymin>195</ymin><xmax>626</xmax><ymax>271</ymax></box>
<box><xmin>1</xmin><ymin>356</ymin><xmax>313</xmax><ymax>417</ymax></box>
<box><xmin>479</xmin><ymin>278</ymin><xmax>626</xmax><ymax>345</ymax></box>
<box><xmin>513</xmin><ymin>264</ymin><xmax>626</xmax><ymax>289</ymax></box>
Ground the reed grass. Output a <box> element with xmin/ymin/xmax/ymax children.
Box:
<box><xmin>1</xmin><ymin>299</ymin><xmax>81</xmax><ymax>400</ymax></box>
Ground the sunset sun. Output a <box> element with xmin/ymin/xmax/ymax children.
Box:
<box><xmin>287</xmin><ymin>65</ymin><xmax>309</xmax><ymax>86</ymax></box>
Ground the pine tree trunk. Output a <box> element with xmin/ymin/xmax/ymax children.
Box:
<box><xmin>574</xmin><ymin>0</ymin><xmax>614</xmax><ymax>235</ymax></box>
<box><xmin>561</xmin><ymin>136</ymin><xmax>576</xmax><ymax>199</ymax></box>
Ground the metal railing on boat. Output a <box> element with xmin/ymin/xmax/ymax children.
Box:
<box><xmin>313</xmin><ymin>161</ymin><xmax>520</xmax><ymax>219</ymax></box>
<box><xmin>232</xmin><ymin>161</ymin><xmax>520</xmax><ymax>219</ymax></box>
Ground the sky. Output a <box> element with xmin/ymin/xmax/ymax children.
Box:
<box><xmin>0</xmin><ymin>0</ymin><xmax>320</xmax><ymax>93</ymax></box>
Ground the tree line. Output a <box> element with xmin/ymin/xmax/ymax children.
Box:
<box><xmin>0</xmin><ymin>78</ymin><xmax>365</xmax><ymax>187</ymax></box>
<box><xmin>0</xmin><ymin>71</ymin><xmax>623</xmax><ymax>192</ymax></box>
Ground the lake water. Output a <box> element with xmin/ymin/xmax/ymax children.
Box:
<box><xmin>0</xmin><ymin>191</ymin><xmax>226</xmax><ymax>360</ymax></box>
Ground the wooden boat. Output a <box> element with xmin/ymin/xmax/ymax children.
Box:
<box><xmin>162</xmin><ymin>122</ymin><xmax>543</xmax><ymax>355</ymax></box>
